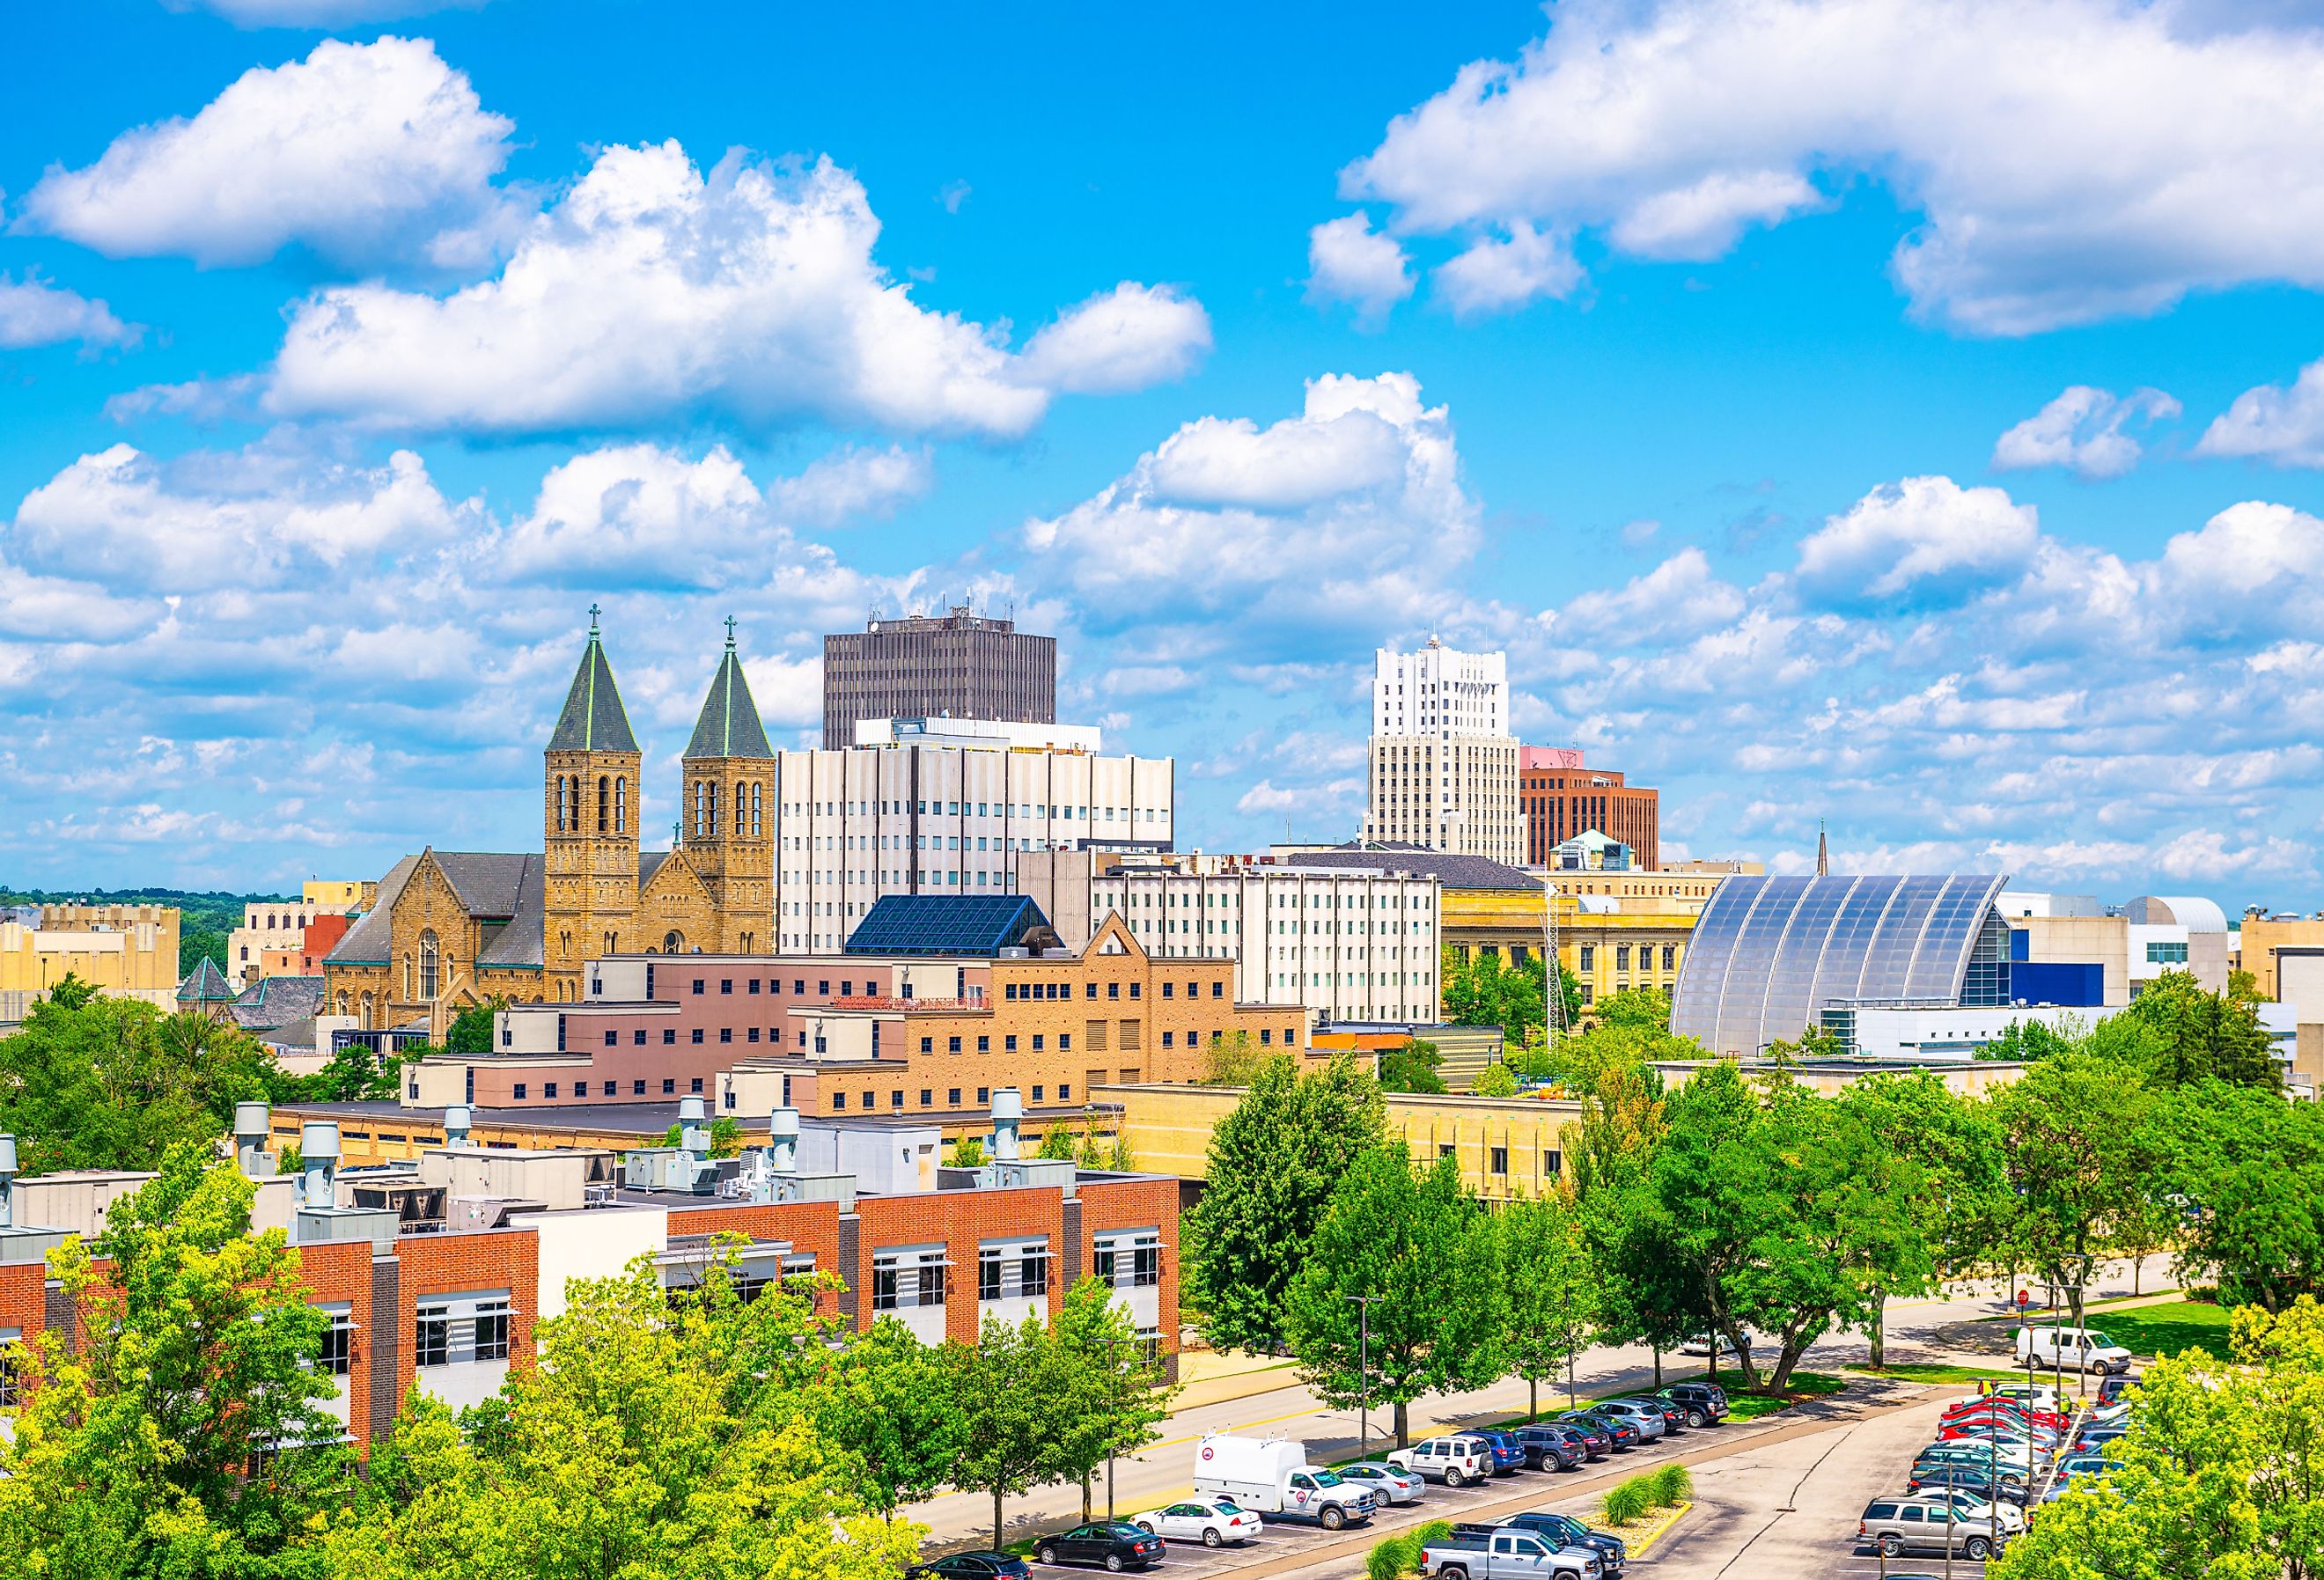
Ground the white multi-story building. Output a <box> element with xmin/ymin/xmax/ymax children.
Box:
<box><xmin>1374</xmin><ymin>638</ymin><xmax>1507</xmax><ymax>739</ymax></box>
<box><xmin>1017</xmin><ymin>849</ymin><xmax>1442</xmax><ymax>1025</ymax></box>
<box><xmin>1364</xmin><ymin>639</ymin><xmax>1523</xmax><ymax>862</ymax></box>
<box><xmin>771</xmin><ymin>745</ymin><xmax>1173</xmax><ymax>952</ymax></box>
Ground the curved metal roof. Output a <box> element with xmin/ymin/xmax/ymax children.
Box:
<box><xmin>1670</xmin><ymin>873</ymin><xmax>2009</xmax><ymax>1055</ymax></box>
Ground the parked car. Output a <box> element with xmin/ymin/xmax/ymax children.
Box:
<box><xmin>1128</xmin><ymin>1501</ymin><xmax>1262</xmax><ymax>1548</ymax></box>
<box><xmin>1510</xmin><ymin>1424</ymin><xmax>1586</xmax><ymax>1471</ymax></box>
<box><xmin>2016</xmin><ymin>1325</ymin><xmax>2135</xmax><ymax>1376</ymax></box>
<box><xmin>1634</xmin><ymin>1396</ymin><xmax>1687</xmax><ymax>1434</ymax></box>
<box><xmin>1943</xmin><ymin>1396</ymin><xmax>2070</xmax><ymax>1432</ymax></box>
<box><xmin>1472</xmin><ymin>1429</ymin><xmax>1533</xmax><ymax>1473</ymax></box>
<box><xmin>1591</xmin><ymin>1400</ymin><xmax>1669</xmax><ymax>1443</ymax></box>
<box><xmin>1680</xmin><ymin>1328</ymin><xmax>1764</xmax><ymax>1357</ymax></box>
<box><xmin>907</xmin><ymin>1554</ymin><xmax>1033</xmax><ymax>1579</ymax></box>
<box><xmin>1417</xmin><ymin>1525</ymin><xmax>1604</xmax><ymax>1579</ymax></box>
<box><xmin>1390</xmin><ymin>1434</ymin><xmax>1498</xmax><ymax>1488</ymax></box>
<box><xmin>1559</xmin><ymin>1410</ymin><xmax>1640</xmax><ymax>1450</ymax></box>
<box><xmin>2056</xmin><ymin>1453</ymin><xmax>2113</xmax><ymax>1481</ymax></box>
<box><xmin>2097</xmin><ymin>1372</ymin><xmax>2141</xmax><ymax>1406</ymax></box>
<box><xmin>1035</xmin><ymin>1523</ymin><xmax>1166</xmax><ymax>1572</ymax></box>
<box><xmin>2072</xmin><ymin>1424</ymin><xmax>2129</xmax><ymax>1456</ymax></box>
<box><xmin>1655</xmin><ymin>1380</ymin><xmax>1729</xmax><ymax>1427</ymax></box>
<box><xmin>1915</xmin><ymin>1442</ymin><xmax>2039</xmax><ymax>1478</ymax></box>
<box><xmin>1857</xmin><ymin>1498</ymin><xmax>2009</xmax><ymax>1562</ymax></box>
<box><xmin>1894</xmin><ymin>1488</ymin><xmax>2025</xmax><ymax>1532</ymax></box>
<box><xmin>1538</xmin><ymin>1420</ymin><xmax>1610</xmax><ymax>1460</ymax></box>
<box><xmin>1982</xmin><ymin>1382</ymin><xmax>2064</xmax><ymax>1413</ymax></box>
<box><xmin>1905</xmin><ymin>1463</ymin><xmax>2030</xmax><ymax>1506</ymax></box>
<box><xmin>1497</xmin><ymin>1511</ymin><xmax>1629</xmax><ymax>1573</ymax></box>
<box><xmin>1337</xmin><ymin>1461</ymin><xmax>1427</xmax><ymax>1506</ymax></box>
<box><xmin>1939</xmin><ymin>1417</ymin><xmax>2063</xmax><ymax>1450</ymax></box>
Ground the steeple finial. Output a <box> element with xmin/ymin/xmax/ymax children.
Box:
<box><xmin>588</xmin><ymin>601</ymin><xmax>602</xmax><ymax>635</ymax></box>
<box><xmin>1815</xmin><ymin>818</ymin><xmax>1829</xmax><ymax>878</ymax></box>
<box><xmin>724</xmin><ymin>614</ymin><xmax>737</xmax><ymax>650</ymax></box>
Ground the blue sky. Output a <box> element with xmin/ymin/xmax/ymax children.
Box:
<box><xmin>8</xmin><ymin>0</ymin><xmax>2324</xmax><ymax>908</ymax></box>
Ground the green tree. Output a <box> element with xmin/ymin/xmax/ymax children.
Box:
<box><xmin>1569</xmin><ymin>1046</ymin><xmax>1702</xmax><ymax>1381</ymax></box>
<box><xmin>1495</xmin><ymin>1194</ymin><xmax>1596</xmax><ymax>1415</ymax></box>
<box><xmin>2122</xmin><ymin>970</ymin><xmax>2279</xmax><ymax>1089</ymax></box>
<box><xmin>1441</xmin><ymin>949</ymin><xmax>1548</xmax><ymax>1046</ymax></box>
<box><xmin>1181</xmin><ymin>1051</ymin><xmax>1387</xmax><ymax>1354</ymax></box>
<box><xmin>334</xmin><ymin>1248</ymin><xmax>913</xmax><ymax>1580</ymax></box>
<box><xmin>1036</xmin><ymin>1125</ymin><xmax>1079</xmax><ymax>1161</ymax></box>
<box><xmin>950</xmin><ymin>1135</ymin><xmax>986</xmax><ymax>1167</ymax></box>
<box><xmin>948</xmin><ymin>1311</ymin><xmax>1062</xmax><ymax>1549</ymax></box>
<box><xmin>0</xmin><ymin>1148</ymin><xmax>346</xmax><ymax>1579</ymax></box>
<box><xmin>1202</xmin><ymin>1030</ymin><xmax>1269</xmax><ymax>1085</ymax></box>
<box><xmin>1838</xmin><ymin>1070</ymin><xmax>2010</xmax><ymax>1365</ymax></box>
<box><xmin>0</xmin><ymin>993</ymin><xmax>271</xmax><ymax>1172</ymax></box>
<box><xmin>1469</xmin><ymin>1060</ymin><xmax>1518</xmax><ymax>1098</ymax></box>
<box><xmin>1379</xmin><ymin>1038</ymin><xmax>1448</xmax><ymax>1094</ymax></box>
<box><xmin>1977</xmin><ymin>1016</ymin><xmax>2085</xmax><ymax>1062</ymax></box>
<box><xmin>443</xmin><ymin>1000</ymin><xmax>502</xmax><ymax>1056</ymax></box>
<box><xmin>1048</xmin><ymin>1275</ymin><xmax>1173</xmax><ymax>1520</ymax></box>
<box><xmin>44</xmin><ymin>970</ymin><xmax>99</xmax><ymax>1010</ymax></box>
<box><xmin>1993</xmin><ymin>1050</ymin><xmax>2160</xmax><ymax>1335</ymax></box>
<box><xmin>2228</xmin><ymin>966</ymin><xmax>2266</xmax><ymax>1005</ymax></box>
<box><xmin>1989</xmin><ymin>1297</ymin><xmax>2324</xmax><ymax>1580</ymax></box>
<box><xmin>178</xmin><ymin>923</ymin><xmax>231</xmax><ymax>981</ymax></box>
<box><xmin>2161</xmin><ymin>1080</ymin><xmax>2324</xmax><ymax>1312</ymax></box>
<box><xmin>658</xmin><ymin>1114</ymin><xmax>745</xmax><ymax>1157</ymax></box>
<box><xmin>1652</xmin><ymin>1065</ymin><xmax>1925</xmax><ymax>1390</ymax></box>
<box><xmin>811</xmin><ymin>1318</ymin><xmax>960</xmax><ymax>1519</ymax></box>
<box><xmin>1283</xmin><ymin>1144</ymin><xmax>1505</xmax><ymax>1446</ymax></box>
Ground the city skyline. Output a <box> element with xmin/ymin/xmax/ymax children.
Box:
<box><xmin>5</xmin><ymin>0</ymin><xmax>2324</xmax><ymax>905</ymax></box>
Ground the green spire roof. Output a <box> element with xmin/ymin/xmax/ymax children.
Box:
<box><xmin>685</xmin><ymin>625</ymin><xmax>774</xmax><ymax>760</ymax></box>
<box><xmin>548</xmin><ymin>611</ymin><xmax>640</xmax><ymax>754</ymax></box>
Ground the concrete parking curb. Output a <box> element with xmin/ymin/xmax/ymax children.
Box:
<box><xmin>1187</xmin><ymin>1381</ymin><xmax>1952</xmax><ymax>1579</ymax></box>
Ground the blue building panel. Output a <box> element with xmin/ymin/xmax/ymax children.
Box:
<box><xmin>2009</xmin><ymin>961</ymin><xmax>2106</xmax><ymax>1008</ymax></box>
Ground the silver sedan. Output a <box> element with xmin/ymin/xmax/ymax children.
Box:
<box><xmin>1335</xmin><ymin>1461</ymin><xmax>1425</xmax><ymax>1506</ymax></box>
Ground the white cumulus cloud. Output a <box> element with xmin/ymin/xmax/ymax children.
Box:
<box><xmin>1305</xmin><ymin>212</ymin><xmax>1414</xmax><ymax>328</ymax></box>
<box><xmin>1794</xmin><ymin>475</ymin><xmax>2041</xmax><ymax>603</ymax></box>
<box><xmin>2197</xmin><ymin>355</ymin><xmax>2324</xmax><ymax>467</ymax></box>
<box><xmin>1993</xmin><ymin>386</ymin><xmax>2181</xmax><ymax>479</ymax></box>
<box><xmin>20</xmin><ymin>37</ymin><xmax>521</xmax><ymax>271</ymax></box>
<box><xmin>1343</xmin><ymin>0</ymin><xmax>2324</xmax><ymax>333</ymax></box>
<box><xmin>1434</xmin><ymin>222</ymin><xmax>1583</xmax><ymax>318</ymax></box>
<box><xmin>0</xmin><ymin>273</ymin><xmax>141</xmax><ymax>349</ymax></box>
<box><xmin>261</xmin><ymin>143</ymin><xmax>1200</xmax><ymax>439</ymax></box>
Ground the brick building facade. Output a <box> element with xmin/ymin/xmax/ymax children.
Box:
<box><xmin>1520</xmin><ymin>748</ymin><xmax>1659</xmax><ymax>870</ymax></box>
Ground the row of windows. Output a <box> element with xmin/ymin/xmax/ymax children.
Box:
<box><xmin>551</xmin><ymin>773</ymin><xmax>628</xmax><ymax>834</ymax></box>
<box><xmin>511</xmin><ymin>1076</ymin><xmax>705</xmax><ymax>1100</ymax></box>
<box><xmin>1001</xmin><ymin>979</ymin><xmax>1225</xmax><ymax>1001</ymax></box>
<box><xmin>690</xmin><ymin>777</ymin><xmax>766</xmax><ymax>840</ymax></box>
<box><xmin>1576</xmin><ymin>944</ymin><xmax>1682</xmax><ymax>973</ymax></box>
<box><xmin>784</xmin><ymin>797</ymin><xmax>1160</xmax><ymax>822</ymax></box>
<box><xmin>913</xmin><ymin>1025</ymin><xmax>1276</xmax><ymax>1055</ymax></box>
<box><xmin>835</xmin><ymin>1082</ymin><xmax>1067</xmax><ymax>1111</ymax></box>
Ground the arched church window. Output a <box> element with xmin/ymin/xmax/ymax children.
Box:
<box><xmin>734</xmin><ymin>780</ymin><xmax>746</xmax><ymax>836</ymax></box>
<box><xmin>615</xmin><ymin>776</ymin><xmax>627</xmax><ymax>833</ymax></box>
<box><xmin>664</xmin><ymin>930</ymin><xmax>684</xmax><ymax>953</ymax></box>
<box><xmin>419</xmin><ymin>930</ymin><xmax>440</xmax><ymax>999</ymax></box>
<box><xmin>749</xmin><ymin>782</ymin><xmax>761</xmax><ymax>837</ymax></box>
<box><xmin>694</xmin><ymin>780</ymin><xmax>707</xmax><ymax>838</ymax></box>
<box><xmin>598</xmin><ymin>776</ymin><xmax>610</xmax><ymax>834</ymax></box>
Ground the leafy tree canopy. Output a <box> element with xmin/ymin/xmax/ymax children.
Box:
<box><xmin>1380</xmin><ymin>1038</ymin><xmax>1448</xmax><ymax>1094</ymax></box>
<box><xmin>0</xmin><ymin>994</ymin><xmax>273</xmax><ymax>1172</ymax></box>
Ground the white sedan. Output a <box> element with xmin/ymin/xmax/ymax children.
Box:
<box><xmin>1336</xmin><ymin>1461</ymin><xmax>1425</xmax><ymax>1505</ymax></box>
<box><xmin>1130</xmin><ymin>1500</ymin><xmax>1265</xmax><ymax>1547</ymax></box>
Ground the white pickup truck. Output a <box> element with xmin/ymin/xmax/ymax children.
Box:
<box><xmin>1418</xmin><ymin>1527</ymin><xmax>1605</xmax><ymax>1580</ymax></box>
<box><xmin>2015</xmin><ymin>1325</ymin><xmax>2135</xmax><ymax>1375</ymax></box>
<box><xmin>1192</xmin><ymin>1434</ymin><xmax>1376</xmax><ymax>1530</ymax></box>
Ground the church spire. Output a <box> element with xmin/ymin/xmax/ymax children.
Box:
<box><xmin>548</xmin><ymin>611</ymin><xmax>639</xmax><ymax>754</ymax></box>
<box><xmin>1815</xmin><ymin>819</ymin><xmax>1829</xmax><ymax>878</ymax></box>
<box><xmin>684</xmin><ymin>620</ymin><xmax>773</xmax><ymax>760</ymax></box>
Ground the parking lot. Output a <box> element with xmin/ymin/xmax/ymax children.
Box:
<box><xmin>1019</xmin><ymin>1405</ymin><xmax>1778</xmax><ymax>1577</ymax></box>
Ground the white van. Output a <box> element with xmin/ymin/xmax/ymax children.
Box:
<box><xmin>1192</xmin><ymin>1434</ymin><xmax>1376</xmax><ymax>1528</ymax></box>
<box><xmin>1387</xmin><ymin>1434</ymin><xmax>1497</xmax><ymax>1488</ymax></box>
<box><xmin>2014</xmin><ymin>1325</ymin><xmax>2134</xmax><ymax>1375</ymax></box>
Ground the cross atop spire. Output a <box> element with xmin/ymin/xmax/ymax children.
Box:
<box><xmin>724</xmin><ymin>614</ymin><xmax>738</xmax><ymax>650</ymax></box>
<box><xmin>588</xmin><ymin>601</ymin><xmax>601</xmax><ymax>635</ymax></box>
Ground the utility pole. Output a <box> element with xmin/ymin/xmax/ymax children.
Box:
<box><xmin>1541</xmin><ymin>882</ymin><xmax>1565</xmax><ymax>1059</ymax></box>
<box><xmin>1349</xmin><ymin>1295</ymin><xmax>1380</xmax><ymax>1450</ymax></box>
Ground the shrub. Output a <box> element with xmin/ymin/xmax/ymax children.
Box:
<box><xmin>1650</xmin><ymin>1461</ymin><xmax>1694</xmax><ymax>1506</ymax></box>
<box><xmin>1366</xmin><ymin>1534</ymin><xmax>1418</xmax><ymax>1580</ymax></box>
<box><xmin>1416</xmin><ymin>1519</ymin><xmax>1453</xmax><ymax>1544</ymax></box>
<box><xmin>1601</xmin><ymin>1476</ymin><xmax>1653</xmax><ymax>1526</ymax></box>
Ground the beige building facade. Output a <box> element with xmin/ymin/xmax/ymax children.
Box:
<box><xmin>0</xmin><ymin>904</ymin><xmax>180</xmax><ymax>1019</ymax></box>
<box><xmin>227</xmin><ymin>880</ymin><xmax>374</xmax><ymax>987</ymax></box>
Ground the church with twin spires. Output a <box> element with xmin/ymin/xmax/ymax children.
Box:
<box><xmin>324</xmin><ymin>616</ymin><xmax>777</xmax><ymax>1033</ymax></box>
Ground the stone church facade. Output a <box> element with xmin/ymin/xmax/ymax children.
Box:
<box><xmin>327</xmin><ymin>621</ymin><xmax>777</xmax><ymax>1034</ymax></box>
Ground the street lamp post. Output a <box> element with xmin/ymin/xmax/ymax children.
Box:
<box><xmin>1348</xmin><ymin>1295</ymin><xmax>1380</xmax><ymax>1451</ymax></box>
<box><xmin>2062</xmin><ymin>1251</ymin><xmax>2095</xmax><ymax>1401</ymax></box>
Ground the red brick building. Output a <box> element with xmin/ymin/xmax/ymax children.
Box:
<box><xmin>1520</xmin><ymin>747</ymin><xmax>1659</xmax><ymax>869</ymax></box>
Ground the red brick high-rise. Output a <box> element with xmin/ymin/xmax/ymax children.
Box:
<box><xmin>1521</xmin><ymin>746</ymin><xmax>1659</xmax><ymax>868</ymax></box>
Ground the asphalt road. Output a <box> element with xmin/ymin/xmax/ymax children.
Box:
<box><xmin>906</xmin><ymin>1257</ymin><xmax>2166</xmax><ymax>1554</ymax></box>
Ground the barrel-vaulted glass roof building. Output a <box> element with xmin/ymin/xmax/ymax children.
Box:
<box><xmin>1670</xmin><ymin>874</ymin><xmax>2013</xmax><ymax>1056</ymax></box>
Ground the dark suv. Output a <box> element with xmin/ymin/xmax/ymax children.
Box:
<box><xmin>1548</xmin><ymin>1416</ymin><xmax>1613</xmax><ymax>1459</ymax></box>
<box><xmin>1657</xmin><ymin>1380</ymin><xmax>1730</xmax><ymax>1427</ymax></box>
<box><xmin>1499</xmin><ymin>1511</ymin><xmax>1629</xmax><ymax>1575</ymax></box>
<box><xmin>1510</xmin><ymin>1424</ymin><xmax>1586</xmax><ymax>1471</ymax></box>
<box><xmin>1471</xmin><ymin>1429</ymin><xmax>1530</xmax><ymax>1475</ymax></box>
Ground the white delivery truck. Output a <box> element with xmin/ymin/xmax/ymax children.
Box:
<box><xmin>1193</xmin><ymin>1434</ymin><xmax>1378</xmax><ymax>1530</ymax></box>
<box><xmin>2015</xmin><ymin>1325</ymin><xmax>2135</xmax><ymax>1375</ymax></box>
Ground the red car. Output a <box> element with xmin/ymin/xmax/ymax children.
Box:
<box><xmin>1941</xmin><ymin>1406</ymin><xmax>2069</xmax><ymax>1438</ymax></box>
<box><xmin>1944</xmin><ymin>1397</ymin><xmax>2070</xmax><ymax>1432</ymax></box>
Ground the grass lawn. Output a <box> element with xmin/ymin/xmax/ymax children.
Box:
<box><xmin>1724</xmin><ymin>1371</ymin><xmax>1846</xmax><ymax>1422</ymax></box>
<box><xmin>1846</xmin><ymin>1362</ymin><xmax>2027</xmax><ymax>1385</ymax></box>
<box><xmin>2086</xmin><ymin>1301</ymin><xmax>2232</xmax><ymax>1361</ymax></box>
